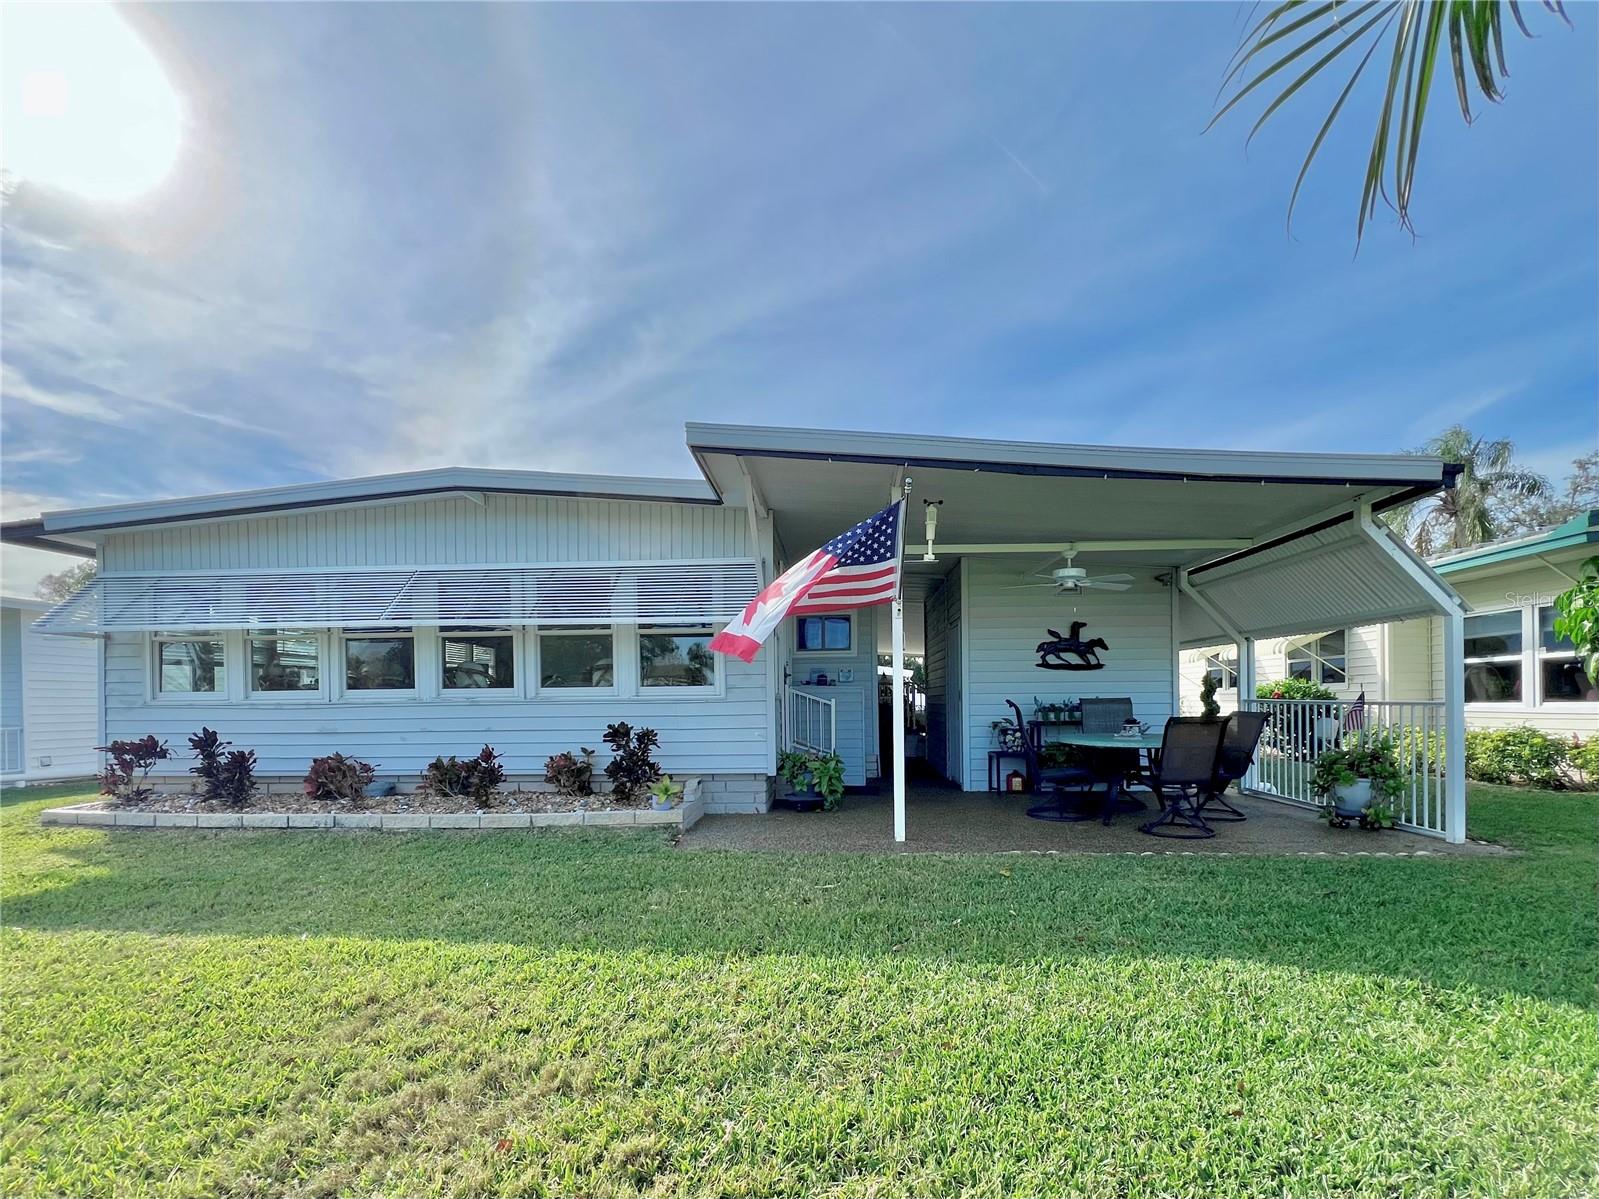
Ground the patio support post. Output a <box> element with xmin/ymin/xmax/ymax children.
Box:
<box><xmin>891</xmin><ymin>476</ymin><xmax>910</xmax><ymax>843</ymax></box>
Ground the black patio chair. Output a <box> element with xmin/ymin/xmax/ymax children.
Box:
<box><xmin>1008</xmin><ymin>700</ymin><xmax>1100</xmax><ymax>822</ymax></box>
<box><xmin>1197</xmin><ymin>710</ymin><xmax>1269</xmax><ymax>823</ymax></box>
<box><xmin>1079</xmin><ymin>696</ymin><xmax>1145</xmax><ymax>806</ymax></box>
<box><xmin>1138</xmin><ymin>717</ymin><xmax>1228</xmax><ymax>840</ymax></box>
<box><xmin>1079</xmin><ymin>697</ymin><xmax>1134</xmax><ymax>734</ymax></box>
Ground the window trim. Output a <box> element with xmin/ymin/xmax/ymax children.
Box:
<box><xmin>1462</xmin><ymin>606</ymin><xmax>1529</xmax><ymax>709</ymax></box>
<box><xmin>637</xmin><ymin>623</ymin><xmax>724</xmax><ymax>696</ymax></box>
<box><xmin>1203</xmin><ymin>651</ymin><xmax>1238</xmax><ymax>691</ymax></box>
<box><xmin>793</xmin><ymin>612</ymin><xmax>854</xmax><ymax>655</ymax></box>
<box><xmin>149</xmin><ymin>630</ymin><xmax>228</xmax><ymax>700</ymax></box>
<box><xmin>533</xmin><ymin>624</ymin><xmax>620</xmax><ymax>698</ymax></box>
<box><xmin>1286</xmin><ymin>631</ymin><xmax>1347</xmax><ymax>686</ymax></box>
<box><xmin>337</xmin><ymin>627</ymin><xmax>420</xmax><ymax>699</ymax></box>
<box><xmin>1534</xmin><ymin>603</ymin><xmax>1598</xmax><ymax>707</ymax></box>
<box><xmin>245</xmin><ymin>628</ymin><xmax>328</xmax><ymax>701</ymax></box>
<box><xmin>437</xmin><ymin>626</ymin><xmax>522</xmax><ymax>698</ymax></box>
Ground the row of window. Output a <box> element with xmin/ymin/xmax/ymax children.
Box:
<box><xmin>1464</xmin><ymin>605</ymin><xmax>1594</xmax><ymax>706</ymax></box>
<box><xmin>151</xmin><ymin>624</ymin><xmax>720</xmax><ymax>700</ymax></box>
<box><xmin>1202</xmin><ymin>631</ymin><xmax>1348</xmax><ymax>690</ymax></box>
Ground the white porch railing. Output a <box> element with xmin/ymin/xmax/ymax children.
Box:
<box><xmin>1</xmin><ymin>727</ymin><xmax>22</xmax><ymax>774</ymax></box>
<box><xmin>785</xmin><ymin>687</ymin><xmax>837</xmax><ymax>755</ymax></box>
<box><xmin>1240</xmin><ymin>698</ymin><xmax>1449</xmax><ymax>838</ymax></box>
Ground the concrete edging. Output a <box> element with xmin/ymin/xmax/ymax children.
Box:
<box><xmin>41</xmin><ymin>781</ymin><xmax>707</xmax><ymax>833</ymax></box>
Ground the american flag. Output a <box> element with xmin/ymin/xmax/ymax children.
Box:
<box><xmin>1342</xmin><ymin>690</ymin><xmax>1367</xmax><ymax>733</ymax></box>
<box><xmin>708</xmin><ymin>499</ymin><xmax>904</xmax><ymax>664</ymax></box>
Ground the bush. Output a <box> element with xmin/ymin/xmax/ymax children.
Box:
<box><xmin>602</xmin><ymin>723</ymin><xmax>661</xmax><ymax>802</ymax></box>
<box><xmin>1464</xmin><ymin>726</ymin><xmax>1569</xmax><ymax>789</ymax></box>
<box><xmin>97</xmin><ymin>735</ymin><xmax>170</xmax><ymax>805</ymax></box>
<box><xmin>188</xmin><ymin>728</ymin><xmax>257</xmax><ymax>806</ymax></box>
<box><xmin>1256</xmin><ymin>678</ymin><xmax>1338</xmax><ymax>701</ymax></box>
<box><xmin>304</xmin><ymin>753</ymin><xmax>377</xmax><ymax>804</ymax></box>
<box><xmin>1568</xmin><ymin>738</ymin><xmax>1599</xmax><ymax>789</ymax></box>
<box><xmin>418</xmin><ymin>745</ymin><xmax>505</xmax><ymax>808</ymax></box>
<box><xmin>544</xmin><ymin>748</ymin><xmax>595</xmax><ymax>796</ymax></box>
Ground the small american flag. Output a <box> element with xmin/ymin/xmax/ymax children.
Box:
<box><xmin>1342</xmin><ymin>690</ymin><xmax>1367</xmax><ymax>733</ymax></box>
<box><xmin>709</xmin><ymin>499</ymin><xmax>904</xmax><ymax>664</ymax></box>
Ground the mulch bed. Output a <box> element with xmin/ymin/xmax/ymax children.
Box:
<box><xmin>88</xmin><ymin>790</ymin><xmax>644</xmax><ymax>815</ymax></box>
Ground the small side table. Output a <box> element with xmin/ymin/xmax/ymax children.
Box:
<box><xmin>988</xmin><ymin>749</ymin><xmax>1029</xmax><ymax>793</ymax></box>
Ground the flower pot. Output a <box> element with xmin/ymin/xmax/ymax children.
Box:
<box><xmin>1331</xmin><ymin>776</ymin><xmax>1372</xmax><ymax>820</ymax></box>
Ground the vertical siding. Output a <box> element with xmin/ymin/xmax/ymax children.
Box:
<box><xmin>961</xmin><ymin>560</ymin><xmax>1173</xmax><ymax>792</ymax></box>
<box><xmin>100</xmin><ymin>494</ymin><xmax>750</xmax><ymax>572</ymax></box>
<box><xmin>19</xmin><ymin>615</ymin><xmax>100</xmax><ymax>778</ymax></box>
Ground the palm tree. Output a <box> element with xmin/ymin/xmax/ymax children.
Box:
<box><xmin>1210</xmin><ymin>2</ymin><xmax>1571</xmax><ymax>242</ymax></box>
<box><xmin>1389</xmin><ymin>425</ymin><xmax>1551</xmax><ymax>554</ymax></box>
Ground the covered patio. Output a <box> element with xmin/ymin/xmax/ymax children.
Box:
<box><xmin>689</xmin><ymin>424</ymin><xmax>1470</xmax><ymax>844</ymax></box>
<box><xmin>680</xmin><ymin>782</ymin><xmax>1500</xmax><ymax>856</ymax></box>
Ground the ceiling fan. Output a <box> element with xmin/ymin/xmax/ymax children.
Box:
<box><xmin>1005</xmin><ymin>549</ymin><xmax>1133</xmax><ymax>593</ymax></box>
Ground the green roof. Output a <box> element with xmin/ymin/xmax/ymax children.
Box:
<box><xmin>1431</xmin><ymin>510</ymin><xmax>1599</xmax><ymax>575</ymax></box>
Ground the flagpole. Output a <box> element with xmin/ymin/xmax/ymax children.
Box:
<box><xmin>891</xmin><ymin>481</ymin><xmax>909</xmax><ymax>843</ymax></box>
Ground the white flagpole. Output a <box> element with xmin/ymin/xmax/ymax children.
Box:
<box><xmin>891</xmin><ymin>482</ymin><xmax>909</xmax><ymax>843</ymax></box>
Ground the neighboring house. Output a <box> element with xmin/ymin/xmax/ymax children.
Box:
<box><xmin>2</xmin><ymin>424</ymin><xmax>1474</xmax><ymax>839</ymax></box>
<box><xmin>1181</xmin><ymin>510</ymin><xmax>1598</xmax><ymax>738</ymax></box>
<box><xmin>0</xmin><ymin>596</ymin><xmax>100</xmax><ymax>784</ymax></box>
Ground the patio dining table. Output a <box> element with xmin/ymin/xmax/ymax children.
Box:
<box><xmin>1043</xmin><ymin>728</ymin><xmax>1165</xmax><ymax>826</ymax></box>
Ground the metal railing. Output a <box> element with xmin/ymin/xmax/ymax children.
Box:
<box><xmin>1</xmin><ymin>727</ymin><xmax>22</xmax><ymax>774</ymax></box>
<box><xmin>1241</xmin><ymin>698</ymin><xmax>1449</xmax><ymax>837</ymax></box>
<box><xmin>785</xmin><ymin>687</ymin><xmax>837</xmax><ymax>755</ymax></box>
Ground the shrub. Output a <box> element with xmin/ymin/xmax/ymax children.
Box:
<box><xmin>1464</xmin><ymin>726</ymin><xmax>1569</xmax><ymax>789</ymax></box>
<box><xmin>1256</xmin><ymin>678</ymin><xmax>1338</xmax><ymax>701</ymax></box>
<box><xmin>1568</xmin><ymin>737</ymin><xmax>1599</xmax><ymax>789</ymax></box>
<box><xmin>188</xmin><ymin>728</ymin><xmax>257</xmax><ymax>806</ymax></box>
<box><xmin>418</xmin><ymin>745</ymin><xmax>505</xmax><ymax>808</ymax></box>
<box><xmin>544</xmin><ymin>748</ymin><xmax>596</xmax><ymax>796</ymax></box>
<box><xmin>96</xmin><ymin>735</ymin><xmax>170</xmax><ymax>805</ymax></box>
<box><xmin>304</xmin><ymin>753</ymin><xmax>377</xmax><ymax>804</ymax></box>
<box><xmin>1199</xmin><ymin>672</ymin><xmax>1222</xmax><ymax>719</ymax></box>
<box><xmin>602</xmin><ymin>722</ymin><xmax>661</xmax><ymax>802</ymax></box>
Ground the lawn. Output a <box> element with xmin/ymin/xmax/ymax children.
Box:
<box><xmin>2</xmin><ymin>783</ymin><xmax>1595</xmax><ymax>1198</ymax></box>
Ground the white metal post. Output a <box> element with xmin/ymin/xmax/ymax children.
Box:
<box><xmin>892</xmin><ymin>594</ymin><xmax>906</xmax><ymax>842</ymax></box>
<box><xmin>1237</xmin><ymin>636</ymin><xmax>1256</xmax><ymax>706</ymax></box>
<box><xmin>1442</xmin><ymin>606</ymin><xmax>1467</xmax><ymax>844</ymax></box>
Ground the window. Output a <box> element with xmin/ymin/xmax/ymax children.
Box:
<box><xmin>538</xmin><ymin>627</ymin><xmax>614</xmax><ymax>689</ymax></box>
<box><xmin>639</xmin><ymin>625</ymin><xmax>717</xmax><ymax>689</ymax></box>
<box><xmin>1538</xmin><ymin>605</ymin><xmax>1597</xmax><ymax>703</ymax></box>
<box><xmin>441</xmin><ymin>627</ymin><xmax>515</xmax><ymax>690</ymax></box>
<box><xmin>1203</xmin><ymin>652</ymin><xmax>1238</xmax><ymax>690</ymax></box>
<box><xmin>155</xmin><ymin>632</ymin><xmax>224</xmax><ymax>694</ymax></box>
<box><xmin>248</xmin><ymin>629</ymin><xmax>320</xmax><ymax>693</ymax></box>
<box><xmin>1463</xmin><ymin>610</ymin><xmax>1522</xmax><ymax>703</ymax></box>
<box><xmin>1286</xmin><ymin>631</ymin><xmax>1346</xmax><ymax>684</ymax></box>
<box><xmin>796</xmin><ymin>614</ymin><xmax>851</xmax><ymax>652</ymax></box>
<box><xmin>343</xmin><ymin>628</ymin><xmax>416</xmax><ymax>691</ymax></box>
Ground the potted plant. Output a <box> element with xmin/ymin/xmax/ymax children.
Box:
<box><xmin>1311</xmin><ymin>731</ymin><xmax>1403</xmax><ymax>830</ymax></box>
<box><xmin>647</xmin><ymin>775</ymin><xmax>684</xmax><ymax>811</ymax></box>
<box><xmin>776</xmin><ymin>749</ymin><xmax>846</xmax><ymax>812</ymax></box>
<box><xmin>990</xmin><ymin>718</ymin><xmax>1024</xmax><ymax>752</ymax></box>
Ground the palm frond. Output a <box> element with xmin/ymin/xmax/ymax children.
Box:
<box><xmin>1213</xmin><ymin>0</ymin><xmax>1570</xmax><ymax>243</ymax></box>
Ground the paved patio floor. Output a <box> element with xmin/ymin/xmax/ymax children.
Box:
<box><xmin>679</xmin><ymin>785</ymin><xmax>1502</xmax><ymax>856</ymax></box>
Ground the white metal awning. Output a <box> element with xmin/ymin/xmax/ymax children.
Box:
<box><xmin>1177</xmin><ymin>514</ymin><xmax>1463</xmax><ymax>647</ymax></box>
<box><xmin>33</xmin><ymin>561</ymin><xmax>761</xmax><ymax>635</ymax></box>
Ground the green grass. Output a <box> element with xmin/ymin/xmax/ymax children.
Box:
<box><xmin>3</xmin><ymin>783</ymin><xmax>1595</xmax><ymax>1198</ymax></box>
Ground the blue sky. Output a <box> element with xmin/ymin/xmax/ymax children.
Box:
<box><xmin>2</xmin><ymin>3</ymin><xmax>1595</xmax><ymax>590</ymax></box>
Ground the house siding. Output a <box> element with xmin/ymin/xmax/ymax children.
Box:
<box><xmin>19</xmin><ymin>614</ymin><xmax>100</xmax><ymax>779</ymax></box>
<box><xmin>1</xmin><ymin>609</ymin><xmax>22</xmax><ymax>736</ymax></box>
<box><xmin>923</xmin><ymin>576</ymin><xmax>951</xmax><ymax>781</ymax></box>
<box><xmin>788</xmin><ymin>607</ymin><xmax>878</xmax><ymax>786</ymax></box>
<box><xmin>100</xmin><ymin>493</ymin><xmax>750</xmax><ymax>571</ymax></box>
<box><xmin>961</xmin><ymin>559</ymin><xmax>1174</xmax><ymax>792</ymax></box>
<box><xmin>96</xmin><ymin>495</ymin><xmax>774</xmax><ymax>791</ymax></box>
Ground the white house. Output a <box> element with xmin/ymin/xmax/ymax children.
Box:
<box><xmin>2</xmin><ymin>424</ymin><xmax>1474</xmax><ymax>839</ymax></box>
<box><xmin>0</xmin><ymin>596</ymin><xmax>101</xmax><ymax>784</ymax></box>
<box><xmin>1181</xmin><ymin>510</ymin><xmax>1598</xmax><ymax>740</ymax></box>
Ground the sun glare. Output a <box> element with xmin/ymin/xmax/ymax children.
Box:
<box><xmin>2</xmin><ymin>3</ymin><xmax>184</xmax><ymax>204</ymax></box>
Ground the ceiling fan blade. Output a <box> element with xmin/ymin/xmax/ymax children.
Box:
<box><xmin>1087</xmin><ymin>573</ymin><xmax>1135</xmax><ymax>583</ymax></box>
<box><xmin>1084</xmin><ymin>580</ymin><xmax>1131</xmax><ymax>591</ymax></box>
<box><xmin>1000</xmin><ymin>582</ymin><xmax>1058</xmax><ymax>590</ymax></box>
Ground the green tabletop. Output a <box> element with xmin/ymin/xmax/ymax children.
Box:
<box><xmin>1050</xmin><ymin>729</ymin><xmax>1164</xmax><ymax>751</ymax></box>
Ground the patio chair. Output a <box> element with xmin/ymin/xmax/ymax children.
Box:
<box><xmin>1197</xmin><ymin>710</ymin><xmax>1269</xmax><ymax>823</ymax></box>
<box><xmin>1138</xmin><ymin>717</ymin><xmax>1228</xmax><ymax>840</ymax></box>
<box><xmin>1008</xmin><ymin>700</ymin><xmax>1100</xmax><ymax>822</ymax></box>
<box><xmin>1079</xmin><ymin>696</ymin><xmax>1145</xmax><ymax>806</ymax></box>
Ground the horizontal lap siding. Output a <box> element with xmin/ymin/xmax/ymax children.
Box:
<box><xmin>100</xmin><ymin>494</ymin><xmax>749</xmax><ymax>571</ymax></box>
<box><xmin>103</xmin><ymin>633</ymin><xmax>770</xmax><ymax>777</ymax></box>
<box><xmin>19</xmin><ymin>616</ymin><xmax>100</xmax><ymax>777</ymax></box>
<box><xmin>962</xmin><ymin>559</ymin><xmax>1173</xmax><ymax>792</ymax></box>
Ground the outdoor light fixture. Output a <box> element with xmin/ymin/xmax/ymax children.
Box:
<box><xmin>922</xmin><ymin>499</ymin><xmax>943</xmax><ymax>562</ymax></box>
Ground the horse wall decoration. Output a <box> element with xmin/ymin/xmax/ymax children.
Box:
<box><xmin>1035</xmin><ymin>621</ymin><xmax>1108</xmax><ymax>671</ymax></box>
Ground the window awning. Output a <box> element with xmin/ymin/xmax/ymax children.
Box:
<box><xmin>33</xmin><ymin>561</ymin><xmax>761</xmax><ymax>635</ymax></box>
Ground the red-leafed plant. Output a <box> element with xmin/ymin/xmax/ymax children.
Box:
<box><xmin>304</xmin><ymin>753</ymin><xmax>378</xmax><ymax>805</ymax></box>
<box><xmin>188</xmin><ymin>727</ymin><xmax>258</xmax><ymax>806</ymax></box>
<box><xmin>419</xmin><ymin>745</ymin><xmax>505</xmax><ymax>808</ymax></box>
<box><xmin>96</xmin><ymin>736</ymin><xmax>171</xmax><ymax>805</ymax></box>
